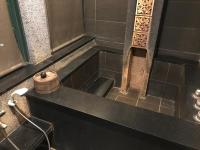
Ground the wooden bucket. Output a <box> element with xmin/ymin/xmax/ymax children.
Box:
<box><xmin>33</xmin><ymin>71</ymin><xmax>60</xmax><ymax>94</ymax></box>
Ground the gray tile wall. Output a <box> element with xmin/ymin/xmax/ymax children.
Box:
<box><xmin>62</xmin><ymin>51</ymin><xmax>123</xmax><ymax>89</ymax></box>
<box><xmin>62</xmin><ymin>54</ymin><xmax>99</xmax><ymax>90</ymax></box>
<box><xmin>84</xmin><ymin>0</ymin><xmax>128</xmax><ymax>51</ymax></box>
<box><xmin>99</xmin><ymin>51</ymin><xmax>123</xmax><ymax>87</ymax></box>
<box><xmin>158</xmin><ymin>0</ymin><xmax>200</xmax><ymax>60</ymax></box>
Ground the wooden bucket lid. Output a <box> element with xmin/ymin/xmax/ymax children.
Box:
<box><xmin>33</xmin><ymin>71</ymin><xmax>58</xmax><ymax>83</ymax></box>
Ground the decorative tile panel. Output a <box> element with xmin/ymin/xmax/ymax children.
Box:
<box><xmin>134</xmin><ymin>16</ymin><xmax>151</xmax><ymax>32</ymax></box>
<box><xmin>136</xmin><ymin>0</ymin><xmax>153</xmax><ymax>15</ymax></box>
<box><xmin>132</xmin><ymin>0</ymin><xmax>154</xmax><ymax>49</ymax></box>
<box><xmin>132</xmin><ymin>32</ymin><xmax>148</xmax><ymax>48</ymax></box>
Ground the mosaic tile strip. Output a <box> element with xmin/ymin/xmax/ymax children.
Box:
<box><xmin>134</xmin><ymin>16</ymin><xmax>151</xmax><ymax>32</ymax></box>
<box><xmin>132</xmin><ymin>0</ymin><xmax>154</xmax><ymax>48</ymax></box>
<box><xmin>132</xmin><ymin>32</ymin><xmax>148</xmax><ymax>48</ymax></box>
<box><xmin>136</xmin><ymin>0</ymin><xmax>153</xmax><ymax>15</ymax></box>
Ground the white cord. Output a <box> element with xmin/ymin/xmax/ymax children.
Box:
<box><xmin>1</xmin><ymin>129</ymin><xmax>20</xmax><ymax>150</ymax></box>
<box><xmin>14</xmin><ymin>106</ymin><xmax>51</xmax><ymax>150</ymax></box>
<box><xmin>7</xmin><ymin>137</ymin><xmax>20</xmax><ymax>150</ymax></box>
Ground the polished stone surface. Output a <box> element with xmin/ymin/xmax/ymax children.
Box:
<box><xmin>27</xmin><ymin>86</ymin><xmax>200</xmax><ymax>150</ymax></box>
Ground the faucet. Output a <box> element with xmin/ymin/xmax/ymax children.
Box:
<box><xmin>8</xmin><ymin>88</ymin><xmax>28</xmax><ymax>107</ymax></box>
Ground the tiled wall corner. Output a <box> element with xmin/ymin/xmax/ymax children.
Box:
<box><xmin>84</xmin><ymin>0</ymin><xmax>128</xmax><ymax>50</ymax></box>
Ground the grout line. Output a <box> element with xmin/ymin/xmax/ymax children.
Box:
<box><xmin>135</xmin><ymin>96</ymin><xmax>140</xmax><ymax>107</ymax></box>
<box><xmin>177</xmin><ymin>87</ymin><xmax>182</xmax><ymax>119</ymax></box>
<box><xmin>70</xmin><ymin>76</ymin><xmax>74</xmax><ymax>88</ymax></box>
<box><xmin>158</xmin><ymin>98</ymin><xmax>162</xmax><ymax>112</ymax></box>
<box><xmin>115</xmin><ymin>95</ymin><xmax>119</xmax><ymax>101</ymax></box>
<box><xmin>120</xmin><ymin>95</ymin><xmax>132</xmax><ymax>99</ymax></box>
<box><xmin>94</xmin><ymin>0</ymin><xmax>96</xmax><ymax>34</ymax></box>
<box><xmin>95</xmin><ymin>38</ymin><xmax>124</xmax><ymax>45</ymax></box>
<box><xmin>165</xmin><ymin>63</ymin><xmax>171</xmax><ymax>82</ymax></box>
<box><xmin>104</xmin><ymin>52</ymin><xmax>107</xmax><ymax>66</ymax></box>
<box><xmin>100</xmin><ymin>68</ymin><xmax>122</xmax><ymax>74</ymax></box>
<box><xmin>169</xmin><ymin>0</ymin><xmax>200</xmax><ymax>4</ymax></box>
<box><xmin>96</xmin><ymin>19</ymin><xmax>126</xmax><ymax>24</ymax></box>
<box><xmin>150</xmin><ymin>78</ymin><xmax>181</xmax><ymax>88</ymax></box>
<box><xmin>163</xmin><ymin>26</ymin><xmax>199</xmax><ymax>30</ymax></box>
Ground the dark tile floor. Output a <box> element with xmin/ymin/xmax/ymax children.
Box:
<box><xmin>106</xmin><ymin>60</ymin><xmax>185</xmax><ymax>117</ymax></box>
<box><xmin>106</xmin><ymin>57</ymin><xmax>200</xmax><ymax>124</ymax></box>
<box><xmin>148</xmin><ymin>61</ymin><xmax>185</xmax><ymax>100</ymax></box>
<box><xmin>106</xmin><ymin>87</ymin><xmax>175</xmax><ymax>116</ymax></box>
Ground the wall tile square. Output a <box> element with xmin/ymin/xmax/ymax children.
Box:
<box><xmin>164</xmin><ymin>1</ymin><xmax>200</xmax><ymax>28</ymax></box>
<box><xmin>96</xmin><ymin>21</ymin><xmax>126</xmax><ymax>43</ymax></box>
<box><xmin>105</xmin><ymin>52</ymin><xmax>123</xmax><ymax>73</ymax></box>
<box><xmin>147</xmin><ymin>80</ymin><xmax>165</xmax><ymax>98</ymax></box>
<box><xmin>134</xmin><ymin>16</ymin><xmax>151</xmax><ymax>32</ymax></box>
<box><xmin>96</xmin><ymin>0</ymin><xmax>128</xmax><ymax>22</ymax></box>
<box><xmin>159</xmin><ymin>27</ymin><xmax>200</xmax><ymax>53</ymax></box>
<box><xmin>150</xmin><ymin>60</ymin><xmax>169</xmax><ymax>81</ymax></box>
<box><xmin>84</xmin><ymin>0</ymin><xmax>95</xmax><ymax>19</ymax></box>
<box><xmin>96</xmin><ymin>39</ymin><xmax>124</xmax><ymax>50</ymax></box>
<box><xmin>136</xmin><ymin>0</ymin><xmax>153</xmax><ymax>16</ymax></box>
<box><xmin>132</xmin><ymin>32</ymin><xmax>148</xmax><ymax>48</ymax></box>
<box><xmin>85</xmin><ymin>19</ymin><xmax>95</xmax><ymax>36</ymax></box>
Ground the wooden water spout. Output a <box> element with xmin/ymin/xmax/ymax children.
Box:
<box><xmin>121</xmin><ymin>0</ymin><xmax>164</xmax><ymax>97</ymax></box>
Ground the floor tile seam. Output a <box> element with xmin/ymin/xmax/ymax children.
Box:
<box><xmin>100</xmin><ymin>68</ymin><xmax>122</xmax><ymax>74</ymax></box>
<box><xmin>158</xmin><ymin>98</ymin><xmax>162</xmax><ymax>113</ymax></box>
